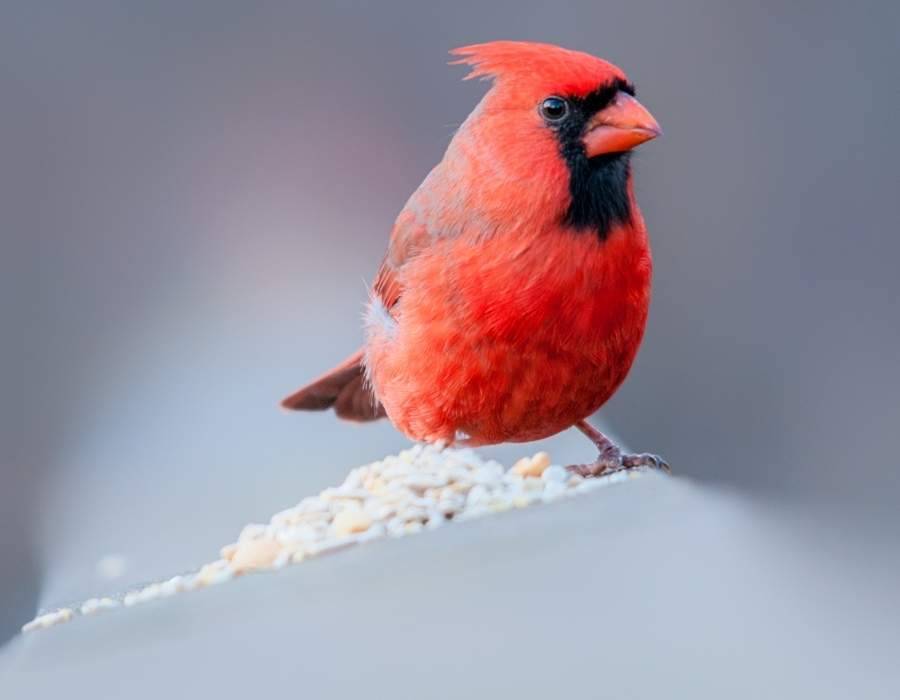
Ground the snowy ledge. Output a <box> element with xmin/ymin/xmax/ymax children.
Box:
<box><xmin>22</xmin><ymin>444</ymin><xmax>655</xmax><ymax>634</ymax></box>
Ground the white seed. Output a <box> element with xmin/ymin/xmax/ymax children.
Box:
<box><xmin>467</xmin><ymin>484</ymin><xmax>489</xmax><ymax>505</ymax></box>
<box><xmin>22</xmin><ymin>608</ymin><xmax>74</xmax><ymax>632</ymax></box>
<box><xmin>326</xmin><ymin>487</ymin><xmax>372</xmax><ymax>501</ymax></box>
<box><xmin>207</xmin><ymin>568</ymin><xmax>234</xmax><ymax>586</ymax></box>
<box><xmin>277</xmin><ymin>524</ymin><xmax>322</xmax><ymax>544</ymax></box>
<box><xmin>159</xmin><ymin>577</ymin><xmax>186</xmax><ymax>597</ymax></box>
<box><xmin>447</xmin><ymin>480</ymin><xmax>473</xmax><ymax>495</ymax></box>
<box><xmin>438</xmin><ymin>495</ymin><xmax>465</xmax><ymax>515</ymax></box>
<box><xmin>399</xmin><ymin>505</ymin><xmax>428</xmax><ymax>522</ymax></box>
<box><xmin>230</xmin><ymin>538</ymin><xmax>283</xmax><ymax>573</ymax></box>
<box><xmin>456</xmin><ymin>505</ymin><xmax>489</xmax><ymax>521</ymax></box>
<box><xmin>195</xmin><ymin>562</ymin><xmax>234</xmax><ymax>586</ymax></box>
<box><xmin>355</xmin><ymin>522</ymin><xmax>387</xmax><ymax>542</ymax></box>
<box><xmin>511</xmin><ymin>451</ymin><xmax>551</xmax><ymax>477</ymax></box>
<box><xmin>542</xmin><ymin>480</ymin><xmax>567</xmax><ymax>502</ymax></box>
<box><xmin>137</xmin><ymin>583</ymin><xmax>162</xmax><ymax>603</ymax></box>
<box><xmin>270</xmin><ymin>509</ymin><xmax>295</xmax><ymax>527</ymax></box>
<box><xmin>272</xmin><ymin>507</ymin><xmax>329</xmax><ymax>527</ymax></box>
<box><xmin>386</xmin><ymin>516</ymin><xmax>407</xmax><ymax>537</ymax></box>
<box><xmin>542</xmin><ymin>465</ymin><xmax>568</xmax><ymax>483</ymax></box>
<box><xmin>523</xmin><ymin>476</ymin><xmax>545</xmax><ymax>492</ymax></box>
<box><xmin>403</xmin><ymin>473</ymin><xmax>449</xmax><ymax>490</ymax></box>
<box><xmin>381</xmin><ymin>463</ymin><xmax>412</xmax><ymax>479</ymax></box>
<box><xmin>290</xmin><ymin>550</ymin><xmax>307</xmax><ymax>564</ymax></box>
<box><xmin>489</xmin><ymin>499</ymin><xmax>512</xmax><ymax>513</ymax></box>
<box><xmin>333</xmin><ymin>509</ymin><xmax>373</xmax><ymax>536</ymax></box>
<box><xmin>271</xmin><ymin>550</ymin><xmax>292</xmax><ymax>570</ymax></box>
<box><xmin>412</xmin><ymin>495</ymin><xmax>437</xmax><ymax>509</ymax></box>
<box><xmin>80</xmin><ymin>597</ymin><xmax>118</xmax><ymax>615</ymax></box>
<box><xmin>473</xmin><ymin>467</ymin><xmax>502</xmax><ymax>486</ymax></box>
<box><xmin>364</xmin><ymin>502</ymin><xmax>395</xmax><ymax>520</ymax></box>
<box><xmin>426</xmin><ymin>514</ymin><xmax>446</xmax><ymax>530</ymax></box>
<box><xmin>298</xmin><ymin>497</ymin><xmax>329</xmax><ymax>513</ymax></box>
<box><xmin>445</xmin><ymin>465</ymin><xmax>474</xmax><ymax>483</ymax></box>
<box><xmin>342</xmin><ymin>469</ymin><xmax>364</xmax><ymax>490</ymax></box>
<box><xmin>238</xmin><ymin>523</ymin><xmax>267</xmax><ymax>542</ymax></box>
<box><xmin>518</xmin><ymin>491</ymin><xmax>544</xmax><ymax>508</ymax></box>
<box><xmin>179</xmin><ymin>575</ymin><xmax>201</xmax><ymax>591</ymax></box>
<box><xmin>307</xmin><ymin>538</ymin><xmax>356</xmax><ymax>557</ymax></box>
<box><xmin>503</xmin><ymin>476</ymin><xmax>525</xmax><ymax>495</ymax></box>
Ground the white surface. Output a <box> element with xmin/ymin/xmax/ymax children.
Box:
<box><xmin>2</xmin><ymin>473</ymin><xmax>897</xmax><ymax>699</ymax></box>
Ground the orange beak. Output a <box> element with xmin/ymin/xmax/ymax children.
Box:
<box><xmin>582</xmin><ymin>92</ymin><xmax>661</xmax><ymax>158</ymax></box>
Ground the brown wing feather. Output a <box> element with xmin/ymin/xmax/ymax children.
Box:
<box><xmin>333</xmin><ymin>372</ymin><xmax>386</xmax><ymax>421</ymax></box>
<box><xmin>282</xmin><ymin>195</ymin><xmax>436</xmax><ymax>423</ymax></box>
<box><xmin>373</xmin><ymin>208</ymin><xmax>433</xmax><ymax>312</ymax></box>
<box><xmin>281</xmin><ymin>349</ymin><xmax>384</xmax><ymax>422</ymax></box>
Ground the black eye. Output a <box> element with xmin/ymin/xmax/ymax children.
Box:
<box><xmin>540</xmin><ymin>96</ymin><xmax>568</xmax><ymax>122</ymax></box>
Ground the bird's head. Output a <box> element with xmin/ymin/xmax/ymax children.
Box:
<box><xmin>449</xmin><ymin>41</ymin><xmax>660</xmax><ymax>238</ymax></box>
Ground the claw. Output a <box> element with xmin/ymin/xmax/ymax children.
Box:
<box><xmin>621</xmin><ymin>452</ymin><xmax>671</xmax><ymax>474</ymax></box>
<box><xmin>566</xmin><ymin>452</ymin><xmax>671</xmax><ymax>478</ymax></box>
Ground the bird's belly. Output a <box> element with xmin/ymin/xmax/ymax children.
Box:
<box><xmin>365</xmin><ymin>228</ymin><xmax>651</xmax><ymax>445</ymax></box>
<box><xmin>366</xmin><ymin>308</ymin><xmax>635</xmax><ymax>444</ymax></box>
<box><xmin>366</xmin><ymin>291</ymin><xmax>645</xmax><ymax>445</ymax></box>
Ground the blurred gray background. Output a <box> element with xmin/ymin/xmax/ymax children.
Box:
<box><xmin>2</xmin><ymin>1</ymin><xmax>899</xmax><ymax>694</ymax></box>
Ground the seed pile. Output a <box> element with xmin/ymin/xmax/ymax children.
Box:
<box><xmin>22</xmin><ymin>444</ymin><xmax>646</xmax><ymax>633</ymax></box>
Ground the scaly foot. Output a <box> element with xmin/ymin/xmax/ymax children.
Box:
<box><xmin>567</xmin><ymin>450</ymin><xmax>670</xmax><ymax>478</ymax></box>
<box><xmin>566</xmin><ymin>420</ymin><xmax>671</xmax><ymax>478</ymax></box>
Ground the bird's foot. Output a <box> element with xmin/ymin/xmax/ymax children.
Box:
<box><xmin>622</xmin><ymin>452</ymin><xmax>671</xmax><ymax>473</ymax></box>
<box><xmin>566</xmin><ymin>446</ymin><xmax>671</xmax><ymax>478</ymax></box>
<box><xmin>568</xmin><ymin>419</ymin><xmax>671</xmax><ymax>478</ymax></box>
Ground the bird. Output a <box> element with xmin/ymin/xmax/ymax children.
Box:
<box><xmin>282</xmin><ymin>41</ymin><xmax>668</xmax><ymax>477</ymax></box>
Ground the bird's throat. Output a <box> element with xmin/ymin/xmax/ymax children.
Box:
<box><xmin>563</xmin><ymin>150</ymin><xmax>633</xmax><ymax>241</ymax></box>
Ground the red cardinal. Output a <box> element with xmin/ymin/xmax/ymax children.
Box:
<box><xmin>283</xmin><ymin>41</ymin><xmax>667</xmax><ymax>476</ymax></box>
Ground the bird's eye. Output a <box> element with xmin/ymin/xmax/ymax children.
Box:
<box><xmin>540</xmin><ymin>97</ymin><xmax>569</xmax><ymax>122</ymax></box>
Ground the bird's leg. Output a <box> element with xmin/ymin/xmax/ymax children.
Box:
<box><xmin>567</xmin><ymin>420</ymin><xmax>670</xmax><ymax>478</ymax></box>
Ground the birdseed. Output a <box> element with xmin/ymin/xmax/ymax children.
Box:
<box><xmin>22</xmin><ymin>444</ymin><xmax>649</xmax><ymax>634</ymax></box>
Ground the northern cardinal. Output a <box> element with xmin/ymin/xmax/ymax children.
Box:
<box><xmin>283</xmin><ymin>41</ymin><xmax>667</xmax><ymax>476</ymax></box>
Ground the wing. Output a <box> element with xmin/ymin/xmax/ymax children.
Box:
<box><xmin>372</xmin><ymin>204</ymin><xmax>435</xmax><ymax>313</ymax></box>
<box><xmin>280</xmin><ymin>348</ymin><xmax>386</xmax><ymax>421</ymax></box>
<box><xmin>282</xmin><ymin>197</ymin><xmax>435</xmax><ymax>421</ymax></box>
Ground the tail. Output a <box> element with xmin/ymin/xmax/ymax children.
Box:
<box><xmin>280</xmin><ymin>349</ymin><xmax>386</xmax><ymax>422</ymax></box>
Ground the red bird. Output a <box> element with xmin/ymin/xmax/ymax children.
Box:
<box><xmin>283</xmin><ymin>41</ymin><xmax>667</xmax><ymax>476</ymax></box>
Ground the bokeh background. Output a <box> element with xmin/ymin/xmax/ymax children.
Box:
<box><xmin>2</xmin><ymin>0</ymin><xmax>898</xmax><ymax>676</ymax></box>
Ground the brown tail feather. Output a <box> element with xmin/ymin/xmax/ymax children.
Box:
<box><xmin>280</xmin><ymin>349</ymin><xmax>386</xmax><ymax>422</ymax></box>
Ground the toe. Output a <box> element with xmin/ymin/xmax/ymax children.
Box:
<box><xmin>566</xmin><ymin>459</ymin><xmax>616</xmax><ymax>478</ymax></box>
<box><xmin>566</xmin><ymin>463</ymin><xmax>597</xmax><ymax>478</ymax></box>
<box><xmin>622</xmin><ymin>453</ymin><xmax>671</xmax><ymax>473</ymax></box>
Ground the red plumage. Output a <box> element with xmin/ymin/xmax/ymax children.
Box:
<box><xmin>283</xmin><ymin>42</ymin><xmax>666</xmax><ymax>474</ymax></box>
